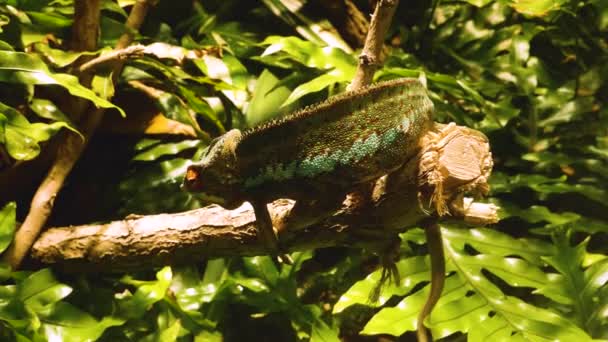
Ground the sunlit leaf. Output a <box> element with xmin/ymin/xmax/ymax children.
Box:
<box><xmin>333</xmin><ymin>256</ymin><xmax>432</xmax><ymax>313</ymax></box>
<box><xmin>118</xmin><ymin>267</ymin><xmax>172</xmax><ymax>319</ymax></box>
<box><xmin>510</xmin><ymin>0</ymin><xmax>568</xmax><ymax>17</ymax></box>
<box><xmin>282</xmin><ymin>73</ymin><xmax>348</xmax><ymax>106</ymax></box>
<box><xmin>0</xmin><ymin>51</ymin><xmax>124</xmax><ymax>116</ymax></box>
<box><xmin>246</xmin><ymin>69</ymin><xmax>293</xmax><ymax>126</ymax></box>
<box><xmin>17</xmin><ymin>269</ymin><xmax>72</xmax><ymax>311</ymax></box>
<box><xmin>38</xmin><ymin>302</ymin><xmax>124</xmax><ymax>342</ymax></box>
<box><xmin>0</xmin><ymin>202</ymin><xmax>16</xmax><ymax>254</ymax></box>
<box><xmin>0</xmin><ymin>101</ymin><xmax>76</xmax><ymax>160</ymax></box>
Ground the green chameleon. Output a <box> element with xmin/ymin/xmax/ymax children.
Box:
<box><xmin>183</xmin><ymin>78</ymin><xmax>442</xmax><ymax>339</ymax></box>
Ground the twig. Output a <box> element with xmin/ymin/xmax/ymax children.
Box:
<box><xmin>350</xmin><ymin>0</ymin><xmax>399</xmax><ymax>90</ymax></box>
<box><xmin>79</xmin><ymin>45</ymin><xmax>146</xmax><ymax>73</ymax></box>
<box><xmin>1</xmin><ymin>0</ymin><xmax>155</xmax><ymax>270</ymax></box>
<box><xmin>127</xmin><ymin>80</ymin><xmax>165</xmax><ymax>99</ymax></box>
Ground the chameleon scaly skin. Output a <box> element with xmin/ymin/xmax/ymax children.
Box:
<box><xmin>184</xmin><ymin>78</ymin><xmax>433</xmax><ymax>202</ymax></box>
<box><xmin>183</xmin><ymin>78</ymin><xmax>434</xmax><ymax>261</ymax></box>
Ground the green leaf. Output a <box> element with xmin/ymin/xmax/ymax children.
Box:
<box><xmin>32</xmin><ymin>43</ymin><xmax>102</xmax><ymax>68</ymax></box>
<box><xmin>91</xmin><ymin>73</ymin><xmax>115</xmax><ymax>100</ymax></box>
<box><xmin>361</xmin><ymin>275</ymin><xmax>463</xmax><ymax>336</ymax></box>
<box><xmin>29</xmin><ymin>98</ymin><xmax>80</xmax><ymax>136</ymax></box>
<box><xmin>442</xmin><ymin>227</ymin><xmax>554</xmax><ymax>265</ymax></box>
<box><xmin>195</xmin><ymin>330</ymin><xmax>223</xmax><ymax>342</ymax></box>
<box><xmin>17</xmin><ymin>269</ymin><xmax>72</xmax><ymax>312</ymax></box>
<box><xmin>539</xmin><ymin>97</ymin><xmax>595</xmax><ymax>127</ymax></box>
<box><xmin>0</xmin><ymin>101</ymin><xmax>76</xmax><ymax>160</ymax></box>
<box><xmin>26</xmin><ymin>11</ymin><xmax>71</xmax><ymax>30</ymax></box>
<box><xmin>0</xmin><ymin>202</ymin><xmax>16</xmax><ymax>254</ymax></box>
<box><xmin>246</xmin><ymin>69</ymin><xmax>293</xmax><ymax>126</ymax></box>
<box><xmin>282</xmin><ymin>73</ymin><xmax>348</xmax><ymax>106</ymax></box>
<box><xmin>361</xmin><ymin>226</ymin><xmax>593</xmax><ymax>340</ymax></box>
<box><xmin>538</xmin><ymin>233</ymin><xmax>608</xmax><ymax>334</ymax></box>
<box><xmin>118</xmin><ymin>266</ymin><xmax>172</xmax><ymax>319</ymax></box>
<box><xmin>333</xmin><ymin>256</ymin><xmax>431</xmax><ymax>313</ymax></box>
<box><xmin>177</xmin><ymin>85</ymin><xmax>225</xmax><ymax>134</ymax></box>
<box><xmin>310</xmin><ymin>319</ymin><xmax>339</xmax><ymax>342</ymax></box>
<box><xmin>260</xmin><ymin>36</ymin><xmax>356</xmax><ymax>74</ymax></box>
<box><xmin>38</xmin><ymin>302</ymin><xmax>124</xmax><ymax>342</ymax></box>
<box><xmin>510</xmin><ymin>0</ymin><xmax>568</xmax><ymax>17</ymax></box>
<box><xmin>458</xmin><ymin>0</ymin><xmax>494</xmax><ymax>7</ymax></box>
<box><xmin>170</xmin><ymin>260</ymin><xmax>228</xmax><ymax>314</ymax></box>
<box><xmin>0</xmin><ymin>51</ymin><xmax>124</xmax><ymax>116</ymax></box>
<box><xmin>242</xmin><ymin>256</ymin><xmax>279</xmax><ymax>286</ymax></box>
<box><xmin>497</xmin><ymin>201</ymin><xmax>581</xmax><ymax>226</ymax></box>
<box><xmin>260</xmin><ymin>0</ymin><xmax>351</xmax><ymax>51</ymax></box>
<box><xmin>491</xmin><ymin>172</ymin><xmax>608</xmax><ymax>205</ymax></box>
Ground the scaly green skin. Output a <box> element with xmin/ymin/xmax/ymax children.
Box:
<box><xmin>183</xmin><ymin>78</ymin><xmax>434</xmax><ymax>205</ymax></box>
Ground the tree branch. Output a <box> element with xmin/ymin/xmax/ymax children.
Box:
<box><xmin>78</xmin><ymin>45</ymin><xmax>145</xmax><ymax>73</ymax></box>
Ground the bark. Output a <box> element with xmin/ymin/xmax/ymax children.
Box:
<box><xmin>351</xmin><ymin>0</ymin><xmax>399</xmax><ymax>89</ymax></box>
<box><xmin>316</xmin><ymin>0</ymin><xmax>370</xmax><ymax>49</ymax></box>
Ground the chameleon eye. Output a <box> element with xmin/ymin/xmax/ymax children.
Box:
<box><xmin>185</xmin><ymin>167</ymin><xmax>201</xmax><ymax>183</ymax></box>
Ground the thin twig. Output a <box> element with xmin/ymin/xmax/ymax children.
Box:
<box><xmin>79</xmin><ymin>45</ymin><xmax>146</xmax><ymax>73</ymax></box>
<box><xmin>127</xmin><ymin>80</ymin><xmax>164</xmax><ymax>99</ymax></box>
<box><xmin>350</xmin><ymin>0</ymin><xmax>399</xmax><ymax>90</ymax></box>
<box><xmin>1</xmin><ymin>0</ymin><xmax>155</xmax><ymax>270</ymax></box>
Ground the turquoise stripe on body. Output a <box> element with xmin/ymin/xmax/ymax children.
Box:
<box><xmin>243</xmin><ymin>118</ymin><xmax>410</xmax><ymax>188</ymax></box>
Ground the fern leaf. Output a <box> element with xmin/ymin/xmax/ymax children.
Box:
<box><xmin>353</xmin><ymin>227</ymin><xmax>594</xmax><ymax>341</ymax></box>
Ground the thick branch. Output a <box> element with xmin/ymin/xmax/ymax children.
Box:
<box><xmin>31</xmin><ymin>124</ymin><xmax>497</xmax><ymax>272</ymax></box>
<box><xmin>2</xmin><ymin>0</ymin><xmax>154</xmax><ymax>270</ymax></box>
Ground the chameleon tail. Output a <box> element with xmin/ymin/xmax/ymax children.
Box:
<box><xmin>417</xmin><ymin>221</ymin><xmax>445</xmax><ymax>342</ymax></box>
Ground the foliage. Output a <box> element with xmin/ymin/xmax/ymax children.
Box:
<box><xmin>0</xmin><ymin>0</ymin><xmax>606</xmax><ymax>341</ymax></box>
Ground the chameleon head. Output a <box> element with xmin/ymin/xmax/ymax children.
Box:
<box><xmin>183</xmin><ymin>129</ymin><xmax>244</xmax><ymax>209</ymax></box>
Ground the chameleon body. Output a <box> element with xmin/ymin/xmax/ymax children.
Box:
<box><xmin>183</xmin><ymin>77</ymin><xmax>433</xmax><ymax>263</ymax></box>
<box><xmin>183</xmin><ymin>78</ymin><xmax>433</xmax><ymax>207</ymax></box>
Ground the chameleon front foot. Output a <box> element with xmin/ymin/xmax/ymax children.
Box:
<box><xmin>251</xmin><ymin>201</ymin><xmax>293</xmax><ymax>265</ymax></box>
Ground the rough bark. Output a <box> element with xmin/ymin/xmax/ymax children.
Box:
<box><xmin>316</xmin><ymin>0</ymin><xmax>370</xmax><ymax>49</ymax></box>
<box><xmin>351</xmin><ymin>0</ymin><xmax>399</xmax><ymax>89</ymax></box>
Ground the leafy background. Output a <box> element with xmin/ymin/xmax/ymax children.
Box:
<box><xmin>0</xmin><ymin>0</ymin><xmax>607</xmax><ymax>341</ymax></box>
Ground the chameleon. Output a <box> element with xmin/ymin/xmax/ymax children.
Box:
<box><xmin>182</xmin><ymin>77</ymin><xmax>433</xmax><ymax>251</ymax></box>
<box><xmin>182</xmin><ymin>78</ymin><xmax>442</xmax><ymax>338</ymax></box>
